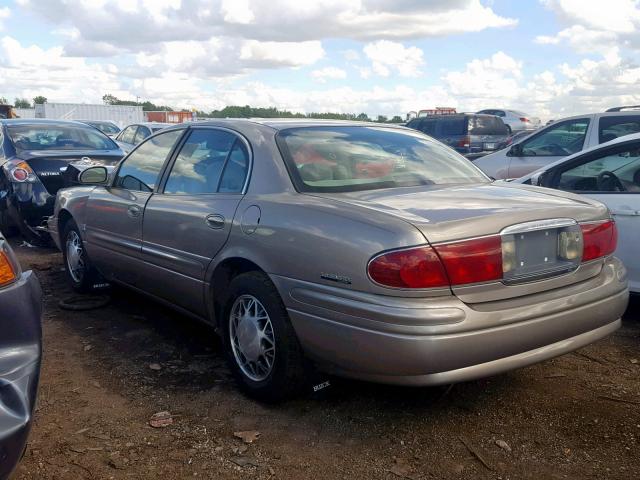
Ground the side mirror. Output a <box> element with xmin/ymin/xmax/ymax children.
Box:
<box><xmin>508</xmin><ymin>143</ymin><xmax>523</xmax><ymax>157</ymax></box>
<box><xmin>78</xmin><ymin>166</ymin><xmax>108</xmax><ymax>185</ymax></box>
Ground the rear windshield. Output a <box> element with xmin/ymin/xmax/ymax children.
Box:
<box><xmin>8</xmin><ymin>124</ymin><xmax>118</xmax><ymax>151</ymax></box>
<box><xmin>276</xmin><ymin>126</ymin><xmax>489</xmax><ymax>193</ymax></box>
<box><xmin>85</xmin><ymin>121</ymin><xmax>120</xmax><ymax>135</ymax></box>
<box><xmin>469</xmin><ymin>116</ymin><xmax>509</xmax><ymax>135</ymax></box>
<box><xmin>438</xmin><ymin>117</ymin><xmax>467</xmax><ymax>135</ymax></box>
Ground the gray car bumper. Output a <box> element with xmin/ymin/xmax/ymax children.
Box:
<box><xmin>274</xmin><ymin>256</ymin><xmax>628</xmax><ymax>386</ymax></box>
<box><xmin>0</xmin><ymin>271</ymin><xmax>42</xmax><ymax>480</ymax></box>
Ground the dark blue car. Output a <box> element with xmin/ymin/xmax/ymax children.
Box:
<box><xmin>406</xmin><ymin>113</ymin><xmax>509</xmax><ymax>159</ymax></box>
<box><xmin>0</xmin><ymin>232</ymin><xmax>41</xmax><ymax>479</ymax></box>
<box><xmin>0</xmin><ymin>119</ymin><xmax>125</xmax><ymax>243</ymax></box>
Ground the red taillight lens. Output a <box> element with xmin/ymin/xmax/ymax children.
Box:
<box><xmin>519</xmin><ymin>117</ymin><xmax>530</xmax><ymax>122</ymax></box>
<box><xmin>434</xmin><ymin>236</ymin><xmax>503</xmax><ymax>285</ymax></box>
<box><xmin>6</xmin><ymin>160</ymin><xmax>36</xmax><ymax>183</ymax></box>
<box><xmin>457</xmin><ymin>135</ymin><xmax>470</xmax><ymax>148</ymax></box>
<box><xmin>581</xmin><ymin>220</ymin><xmax>617</xmax><ymax>262</ymax></box>
<box><xmin>368</xmin><ymin>246</ymin><xmax>449</xmax><ymax>288</ymax></box>
<box><xmin>11</xmin><ymin>168</ymin><xmax>29</xmax><ymax>182</ymax></box>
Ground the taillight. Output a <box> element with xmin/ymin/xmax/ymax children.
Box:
<box><xmin>519</xmin><ymin>117</ymin><xmax>530</xmax><ymax>123</ymax></box>
<box><xmin>0</xmin><ymin>251</ymin><xmax>18</xmax><ymax>287</ymax></box>
<box><xmin>457</xmin><ymin>135</ymin><xmax>470</xmax><ymax>148</ymax></box>
<box><xmin>434</xmin><ymin>236</ymin><xmax>503</xmax><ymax>285</ymax></box>
<box><xmin>581</xmin><ymin>220</ymin><xmax>617</xmax><ymax>262</ymax></box>
<box><xmin>368</xmin><ymin>246</ymin><xmax>449</xmax><ymax>288</ymax></box>
<box><xmin>5</xmin><ymin>160</ymin><xmax>37</xmax><ymax>183</ymax></box>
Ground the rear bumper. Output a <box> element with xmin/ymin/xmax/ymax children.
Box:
<box><xmin>0</xmin><ymin>271</ymin><xmax>42</xmax><ymax>479</ymax></box>
<box><xmin>5</xmin><ymin>188</ymin><xmax>54</xmax><ymax>241</ymax></box>
<box><xmin>274</xmin><ymin>256</ymin><xmax>628</xmax><ymax>386</ymax></box>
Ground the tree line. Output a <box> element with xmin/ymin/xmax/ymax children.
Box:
<box><xmin>0</xmin><ymin>96</ymin><xmax>48</xmax><ymax>108</ymax></box>
<box><xmin>2</xmin><ymin>93</ymin><xmax>405</xmax><ymax>123</ymax></box>
<box><xmin>102</xmin><ymin>94</ymin><xmax>404</xmax><ymax>123</ymax></box>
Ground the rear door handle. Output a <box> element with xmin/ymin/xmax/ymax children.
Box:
<box><xmin>205</xmin><ymin>214</ymin><xmax>225</xmax><ymax>229</ymax></box>
<box><xmin>127</xmin><ymin>205</ymin><xmax>142</xmax><ymax>218</ymax></box>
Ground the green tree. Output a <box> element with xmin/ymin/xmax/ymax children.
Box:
<box><xmin>390</xmin><ymin>115</ymin><xmax>403</xmax><ymax>123</ymax></box>
<box><xmin>356</xmin><ymin>112</ymin><xmax>371</xmax><ymax>122</ymax></box>
<box><xmin>14</xmin><ymin>98</ymin><xmax>31</xmax><ymax>108</ymax></box>
<box><xmin>376</xmin><ymin>115</ymin><xmax>388</xmax><ymax>123</ymax></box>
<box><xmin>0</xmin><ymin>97</ymin><xmax>8</xmax><ymax>105</ymax></box>
<box><xmin>102</xmin><ymin>93</ymin><xmax>119</xmax><ymax>105</ymax></box>
<box><xmin>33</xmin><ymin>95</ymin><xmax>47</xmax><ymax>105</ymax></box>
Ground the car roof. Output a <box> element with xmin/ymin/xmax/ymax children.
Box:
<box><xmin>123</xmin><ymin>122</ymin><xmax>174</xmax><ymax>128</ymax></box>
<box><xmin>515</xmin><ymin>132</ymin><xmax>640</xmax><ymax>183</ymax></box>
<box><xmin>165</xmin><ymin>118</ymin><xmax>408</xmax><ymax>131</ymax></box>
<box><xmin>0</xmin><ymin>118</ymin><xmax>101</xmax><ymax>126</ymax></box>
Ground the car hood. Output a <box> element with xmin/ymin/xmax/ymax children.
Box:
<box><xmin>315</xmin><ymin>182</ymin><xmax>609</xmax><ymax>244</ymax></box>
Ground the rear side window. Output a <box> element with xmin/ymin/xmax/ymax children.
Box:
<box><xmin>114</xmin><ymin>129</ymin><xmax>184</xmax><ymax>192</ymax></box>
<box><xmin>276</xmin><ymin>126</ymin><xmax>488</xmax><ymax>193</ymax></box>
<box><xmin>120</xmin><ymin>126</ymin><xmax>136</xmax><ymax>144</ymax></box>
<box><xmin>438</xmin><ymin>118</ymin><xmax>467</xmax><ymax>136</ymax></box>
<box><xmin>134</xmin><ymin>126</ymin><xmax>151</xmax><ymax>144</ymax></box>
<box><xmin>469</xmin><ymin>116</ymin><xmax>509</xmax><ymax>135</ymax></box>
<box><xmin>521</xmin><ymin>118</ymin><xmax>590</xmax><ymax>157</ymax></box>
<box><xmin>164</xmin><ymin>129</ymin><xmax>247</xmax><ymax>195</ymax></box>
<box><xmin>598</xmin><ymin>115</ymin><xmax>640</xmax><ymax>143</ymax></box>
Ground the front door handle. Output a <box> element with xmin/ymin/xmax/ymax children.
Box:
<box><xmin>205</xmin><ymin>214</ymin><xmax>225</xmax><ymax>229</ymax></box>
<box><xmin>127</xmin><ymin>205</ymin><xmax>142</xmax><ymax>218</ymax></box>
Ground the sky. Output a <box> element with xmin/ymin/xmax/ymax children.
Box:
<box><xmin>0</xmin><ymin>0</ymin><xmax>639</xmax><ymax>120</ymax></box>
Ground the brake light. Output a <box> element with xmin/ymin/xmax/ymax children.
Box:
<box><xmin>581</xmin><ymin>220</ymin><xmax>617</xmax><ymax>262</ymax></box>
<box><xmin>457</xmin><ymin>135</ymin><xmax>470</xmax><ymax>148</ymax></box>
<box><xmin>5</xmin><ymin>160</ymin><xmax>37</xmax><ymax>183</ymax></box>
<box><xmin>434</xmin><ymin>236</ymin><xmax>503</xmax><ymax>285</ymax></box>
<box><xmin>0</xmin><ymin>251</ymin><xmax>17</xmax><ymax>287</ymax></box>
<box><xmin>520</xmin><ymin>117</ymin><xmax>530</xmax><ymax>122</ymax></box>
<box><xmin>368</xmin><ymin>246</ymin><xmax>449</xmax><ymax>288</ymax></box>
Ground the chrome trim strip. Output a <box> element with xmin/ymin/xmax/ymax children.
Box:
<box><xmin>500</xmin><ymin>218</ymin><xmax>577</xmax><ymax>235</ymax></box>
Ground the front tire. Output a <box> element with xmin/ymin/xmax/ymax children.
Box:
<box><xmin>62</xmin><ymin>220</ymin><xmax>102</xmax><ymax>293</ymax></box>
<box><xmin>222</xmin><ymin>272</ymin><xmax>306</xmax><ymax>402</ymax></box>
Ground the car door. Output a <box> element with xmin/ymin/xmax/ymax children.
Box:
<box><xmin>84</xmin><ymin>128</ymin><xmax>185</xmax><ymax>285</ymax></box>
<box><xmin>544</xmin><ymin>139</ymin><xmax>640</xmax><ymax>292</ymax></box>
<box><xmin>139</xmin><ymin>127</ymin><xmax>251</xmax><ymax>316</ymax></box>
<box><xmin>507</xmin><ymin>117</ymin><xmax>592</xmax><ymax>178</ymax></box>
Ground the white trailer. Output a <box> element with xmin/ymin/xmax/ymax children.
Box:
<box><xmin>34</xmin><ymin>103</ymin><xmax>144</xmax><ymax>126</ymax></box>
<box><xmin>14</xmin><ymin>108</ymin><xmax>36</xmax><ymax>118</ymax></box>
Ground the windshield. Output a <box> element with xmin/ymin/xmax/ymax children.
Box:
<box><xmin>8</xmin><ymin>124</ymin><xmax>118</xmax><ymax>151</ymax></box>
<box><xmin>276</xmin><ymin>126</ymin><xmax>489</xmax><ymax>193</ymax></box>
<box><xmin>85</xmin><ymin>121</ymin><xmax>120</xmax><ymax>134</ymax></box>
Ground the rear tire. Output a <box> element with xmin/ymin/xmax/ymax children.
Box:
<box><xmin>62</xmin><ymin>219</ymin><xmax>103</xmax><ymax>293</ymax></box>
<box><xmin>222</xmin><ymin>272</ymin><xmax>306</xmax><ymax>402</ymax></box>
<box><xmin>505</xmin><ymin>125</ymin><xmax>512</xmax><ymax>134</ymax></box>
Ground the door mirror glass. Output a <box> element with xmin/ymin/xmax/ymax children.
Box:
<box><xmin>79</xmin><ymin>166</ymin><xmax>108</xmax><ymax>184</ymax></box>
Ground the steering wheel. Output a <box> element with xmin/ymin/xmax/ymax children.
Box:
<box><xmin>545</xmin><ymin>143</ymin><xmax>571</xmax><ymax>156</ymax></box>
<box><xmin>597</xmin><ymin>170</ymin><xmax>626</xmax><ymax>192</ymax></box>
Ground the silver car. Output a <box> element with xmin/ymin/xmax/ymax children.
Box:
<box><xmin>477</xmin><ymin>109</ymin><xmax>541</xmax><ymax>133</ymax></box>
<box><xmin>47</xmin><ymin>120</ymin><xmax>628</xmax><ymax>401</ymax></box>
<box><xmin>114</xmin><ymin>122</ymin><xmax>172</xmax><ymax>154</ymax></box>
<box><xmin>475</xmin><ymin>110</ymin><xmax>640</xmax><ymax>179</ymax></box>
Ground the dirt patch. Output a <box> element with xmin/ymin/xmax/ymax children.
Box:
<box><xmin>12</xmin><ymin>243</ymin><xmax>640</xmax><ymax>479</ymax></box>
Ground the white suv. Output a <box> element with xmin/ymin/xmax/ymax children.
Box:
<box><xmin>474</xmin><ymin>109</ymin><xmax>640</xmax><ymax>179</ymax></box>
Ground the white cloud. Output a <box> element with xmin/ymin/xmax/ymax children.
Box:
<box><xmin>0</xmin><ymin>7</ymin><xmax>10</xmax><ymax>31</ymax></box>
<box><xmin>363</xmin><ymin>40</ymin><xmax>425</xmax><ymax>77</ymax></box>
<box><xmin>310</xmin><ymin>67</ymin><xmax>347</xmax><ymax>83</ymax></box>
<box><xmin>17</xmin><ymin>0</ymin><xmax>516</xmax><ymax>55</ymax></box>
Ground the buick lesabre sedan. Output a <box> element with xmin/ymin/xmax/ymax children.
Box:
<box><xmin>47</xmin><ymin>120</ymin><xmax>629</xmax><ymax>402</ymax></box>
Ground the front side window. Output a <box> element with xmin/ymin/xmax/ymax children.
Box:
<box><xmin>164</xmin><ymin>129</ymin><xmax>237</xmax><ymax>195</ymax></box>
<box><xmin>114</xmin><ymin>129</ymin><xmax>184</xmax><ymax>192</ymax></box>
<box><xmin>556</xmin><ymin>142</ymin><xmax>640</xmax><ymax>192</ymax></box>
<box><xmin>520</xmin><ymin>118</ymin><xmax>590</xmax><ymax>156</ymax></box>
<box><xmin>7</xmin><ymin>124</ymin><xmax>118</xmax><ymax>151</ymax></box>
<box><xmin>598</xmin><ymin>115</ymin><xmax>640</xmax><ymax>143</ymax></box>
<box><xmin>276</xmin><ymin>126</ymin><xmax>488</xmax><ymax>193</ymax></box>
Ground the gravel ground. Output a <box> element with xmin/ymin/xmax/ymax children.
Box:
<box><xmin>11</xmin><ymin>242</ymin><xmax>640</xmax><ymax>480</ymax></box>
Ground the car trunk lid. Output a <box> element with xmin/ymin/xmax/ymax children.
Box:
<box><xmin>314</xmin><ymin>183</ymin><xmax>611</xmax><ymax>302</ymax></box>
<box><xmin>17</xmin><ymin>150</ymin><xmax>123</xmax><ymax>194</ymax></box>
